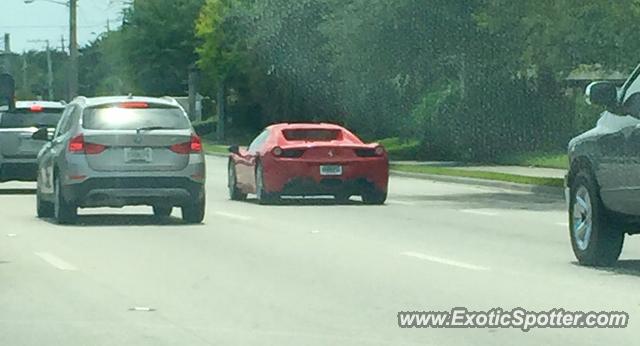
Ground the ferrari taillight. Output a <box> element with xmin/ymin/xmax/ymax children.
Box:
<box><xmin>272</xmin><ymin>146</ymin><xmax>305</xmax><ymax>158</ymax></box>
<box><xmin>355</xmin><ymin>146</ymin><xmax>385</xmax><ymax>157</ymax></box>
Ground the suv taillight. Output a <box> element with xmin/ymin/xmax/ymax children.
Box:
<box><xmin>68</xmin><ymin>134</ymin><xmax>106</xmax><ymax>155</ymax></box>
<box><xmin>170</xmin><ymin>134</ymin><xmax>202</xmax><ymax>154</ymax></box>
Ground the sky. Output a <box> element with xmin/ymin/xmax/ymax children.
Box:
<box><xmin>0</xmin><ymin>0</ymin><xmax>128</xmax><ymax>53</ymax></box>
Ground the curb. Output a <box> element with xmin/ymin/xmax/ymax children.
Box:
<box><xmin>390</xmin><ymin>170</ymin><xmax>565</xmax><ymax>199</ymax></box>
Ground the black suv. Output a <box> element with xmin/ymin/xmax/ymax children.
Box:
<box><xmin>567</xmin><ymin>64</ymin><xmax>640</xmax><ymax>266</ymax></box>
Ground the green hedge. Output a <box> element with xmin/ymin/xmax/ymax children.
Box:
<box><xmin>378</xmin><ymin>137</ymin><xmax>420</xmax><ymax>161</ymax></box>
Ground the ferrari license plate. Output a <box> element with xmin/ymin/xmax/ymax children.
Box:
<box><xmin>124</xmin><ymin>147</ymin><xmax>152</xmax><ymax>162</ymax></box>
<box><xmin>320</xmin><ymin>165</ymin><xmax>343</xmax><ymax>176</ymax></box>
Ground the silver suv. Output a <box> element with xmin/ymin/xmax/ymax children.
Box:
<box><xmin>33</xmin><ymin>96</ymin><xmax>206</xmax><ymax>224</ymax></box>
<box><xmin>0</xmin><ymin>101</ymin><xmax>65</xmax><ymax>181</ymax></box>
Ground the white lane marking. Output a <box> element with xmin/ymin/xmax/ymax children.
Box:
<box><xmin>34</xmin><ymin>252</ymin><xmax>77</xmax><ymax>271</ymax></box>
<box><xmin>129</xmin><ymin>306</ymin><xmax>156</xmax><ymax>312</ymax></box>
<box><xmin>401</xmin><ymin>251</ymin><xmax>490</xmax><ymax>271</ymax></box>
<box><xmin>556</xmin><ymin>222</ymin><xmax>569</xmax><ymax>227</ymax></box>
<box><xmin>214</xmin><ymin>211</ymin><xmax>252</xmax><ymax>221</ymax></box>
<box><xmin>7</xmin><ymin>233</ymin><xmax>17</xmax><ymax>237</ymax></box>
<box><xmin>461</xmin><ymin>209</ymin><xmax>498</xmax><ymax>216</ymax></box>
<box><xmin>387</xmin><ymin>199</ymin><xmax>416</xmax><ymax>206</ymax></box>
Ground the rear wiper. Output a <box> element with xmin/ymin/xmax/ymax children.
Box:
<box><xmin>136</xmin><ymin>126</ymin><xmax>173</xmax><ymax>133</ymax></box>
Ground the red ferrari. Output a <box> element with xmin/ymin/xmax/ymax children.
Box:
<box><xmin>227</xmin><ymin>123</ymin><xmax>389</xmax><ymax>204</ymax></box>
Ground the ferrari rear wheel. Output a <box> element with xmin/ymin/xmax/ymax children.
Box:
<box><xmin>362</xmin><ymin>189</ymin><xmax>387</xmax><ymax>205</ymax></box>
<box><xmin>228</xmin><ymin>160</ymin><xmax>247</xmax><ymax>201</ymax></box>
<box><xmin>256</xmin><ymin>162</ymin><xmax>279</xmax><ymax>205</ymax></box>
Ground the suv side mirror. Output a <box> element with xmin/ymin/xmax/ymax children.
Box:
<box><xmin>586</xmin><ymin>81</ymin><xmax>618</xmax><ymax>108</ymax></box>
<box><xmin>228</xmin><ymin>144</ymin><xmax>240</xmax><ymax>154</ymax></box>
<box><xmin>32</xmin><ymin>127</ymin><xmax>50</xmax><ymax>141</ymax></box>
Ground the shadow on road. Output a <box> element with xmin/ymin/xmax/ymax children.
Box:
<box><xmin>243</xmin><ymin>197</ymin><xmax>374</xmax><ymax>207</ymax></box>
<box><xmin>572</xmin><ymin>260</ymin><xmax>640</xmax><ymax>278</ymax></box>
<box><xmin>402</xmin><ymin>192</ymin><xmax>563</xmax><ymax>211</ymax></box>
<box><xmin>0</xmin><ymin>188</ymin><xmax>36</xmax><ymax>195</ymax></box>
<box><xmin>42</xmin><ymin>214</ymin><xmax>194</xmax><ymax>227</ymax></box>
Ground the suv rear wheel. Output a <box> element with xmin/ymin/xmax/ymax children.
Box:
<box><xmin>569</xmin><ymin>171</ymin><xmax>624</xmax><ymax>266</ymax></box>
<box><xmin>54</xmin><ymin>176</ymin><xmax>77</xmax><ymax>225</ymax></box>
<box><xmin>153</xmin><ymin>206</ymin><xmax>172</xmax><ymax>217</ymax></box>
<box><xmin>182</xmin><ymin>189</ymin><xmax>205</xmax><ymax>224</ymax></box>
<box><xmin>36</xmin><ymin>189</ymin><xmax>54</xmax><ymax>218</ymax></box>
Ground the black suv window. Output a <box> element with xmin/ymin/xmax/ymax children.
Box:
<box><xmin>0</xmin><ymin>108</ymin><xmax>63</xmax><ymax>128</ymax></box>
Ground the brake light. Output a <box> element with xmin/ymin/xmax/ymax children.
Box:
<box><xmin>355</xmin><ymin>146</ymin><xmax>385</xmax><ymax>157</ymax></box>
<box><xmin>118</xmin><ymin>102</ymin><xmax>149</xmax><ymax>109</ymax></box>
<box><xmin>272</xmin><ymin>147</ymin><xmax>305</xmax><ymax>158</ymax></box>
<box><xmin>85</xmin><ymin>142</ymin><xmax>107</xmax><ymax>155</ymax></box>
<box><xmin>68</xmin><ymin>135</ymin><xmax>84</xmax><ymax>152</ymax></box>
<box><xmin>190</xmin><ymin>134</ymin><xmax>202</xmax><ymax>152</ymax></box>
<box><xmin>29</xmin><ymin>105</ymin><xmax>43</xmax><ymax>112</ymax></box>
<box><xmin>67</xmin><ymin>134</ymin><xmax>106</xmax><ymax>154</ymax></box>
<box><xmin>170</xmin><ymin>134</ymin><xmax>202</xmax><ymax>154</ymax></box>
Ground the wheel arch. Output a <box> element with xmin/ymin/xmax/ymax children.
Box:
<box><xmin>568</xmin><ymin>156</ymin><xmax>599</xmax><ymax>191</ymax></box>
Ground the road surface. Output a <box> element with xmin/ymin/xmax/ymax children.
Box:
<box><xmin>1</xmin><ymin>156</ymin><xmax>639</xmax><ymax>345</ymax></box>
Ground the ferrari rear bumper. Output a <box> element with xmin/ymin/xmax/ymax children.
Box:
<box><xmin>280</xmin><ymin>177</ymin><xmax>379</xmax><ymax>196</ymax></box>
<box><xmin>262</xmin><ymin>156</ymin><xmax>389</xmax><ymax>194</ymax></box>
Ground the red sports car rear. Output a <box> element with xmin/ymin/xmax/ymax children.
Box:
<box><xmin>228</xmin><ymin>123</ymin><xmax>388</xmax><ymax>204</ymax></box>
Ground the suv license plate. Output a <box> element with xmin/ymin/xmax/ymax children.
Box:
<box><xmin>124</xmin><ymin>148</ymin><xmax>152</xmax><ymax>163</ymax></box>
<box><xmin>320</xmin><ymin>165</ymin><xmax>343</xmax><ymax>176</ymax></box>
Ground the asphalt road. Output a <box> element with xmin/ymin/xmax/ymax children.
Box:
<box><xmin>1</xmin><ymin>155</ymin><xmax>640</xmax><ymax>345</ymax></box>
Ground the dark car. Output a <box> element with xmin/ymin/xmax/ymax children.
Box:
<box><xmin>566</xmin><ymin>63</ymin><xmax>640</xmax><ymax>266</ymax></box>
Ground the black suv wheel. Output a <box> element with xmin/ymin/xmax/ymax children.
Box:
<box><xmin>569</xmin><ymin>170</ymin><xmax>624</xmax><ymax>266</ymax></box>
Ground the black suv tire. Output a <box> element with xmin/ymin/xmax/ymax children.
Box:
<box><xmin>569</xmin><ymin>170</ymin><xmax>624</xmax><ymax>266</ymax></box>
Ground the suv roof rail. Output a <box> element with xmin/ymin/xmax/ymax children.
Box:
<box><xmin>70</xmin><ymin>96</ymin><xmax>87</xmax><ymax>104</ymax></box>
<box><xmin>161</xmin><ymin>96</ymin><xmax>181</xmax><ymax>105</ymax></box>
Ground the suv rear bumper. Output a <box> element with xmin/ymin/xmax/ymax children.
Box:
<box><xmin>63</xmin><ymin>177</ymin><xmax>204</xmax><ymax>208</ymax></box>
<box><xmin>0</xmin><ymin>159</ymin><xmax>38</xmax><ymax>181</ymax></box>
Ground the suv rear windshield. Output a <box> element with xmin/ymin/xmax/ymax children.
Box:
<box><xmin>282</xmin><ymin>129</ymin><xmax>341</xmax><ymax>141</ymax></box>
<box><xmin>82</xmin><ymin>106</ymin><xmax>191</xmax><ymax>130</ymax></box>
<box><xmin>0</xmin><ymin>109</ymin><xmax>63</xmax><ymax>128</ymax></box>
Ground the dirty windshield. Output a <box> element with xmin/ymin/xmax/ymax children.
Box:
<box><xmin>1</xmin><ymin>1</ymin><xmax>639</xmax><ymax>345</ymax></box>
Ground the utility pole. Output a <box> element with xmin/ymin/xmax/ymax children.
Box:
<box><xmin>2</xmin><ymin>33</ymin><xmax>10</xmax><ymax>74</ymax></box>
<box><xmin>60</xmin><ymin>35</ymin><xmax>66</xmax><ymax>54</ymax></box>
<box><xmin>45</xmin><ymin>41</ymin><xmax>53</xmax><ymax>100</ymax></box>
<box><xmin>69</xmin><ymin>0</ymin><xmax>78</xmax><ymax>99</ymax></box>
<box><xmin>28</xmin><ymin>39</ymin><xmax>54</xmax><ymax>100</ymax></box>
<box><xmin>22</xmin><ymin>56</ymin><xmax>28</xmax><ymax>97</ymax></box>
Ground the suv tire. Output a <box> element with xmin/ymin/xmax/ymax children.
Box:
<box><xmin>36</xmin><ymin>189</ymin><xmax>54</xmax><ymax>218</ymax></box>
<box><xmin>182</xmin><ymin>190</ymin><xmax>205</xmax><ymax>224</ymax></box>
<box><xmin>153</xmin><ymin>206</ymin><xmax>172</xmax><ymax>217</ymax></box>
<box><xmin>54</xmin><ymin>176</ymin><xmax>77</xmax><ymax>225</ymax></box>
<box><xmin>569</xmin><ymin>170</ymin><xmax>624</xmax><ymax>266</ymax></box>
